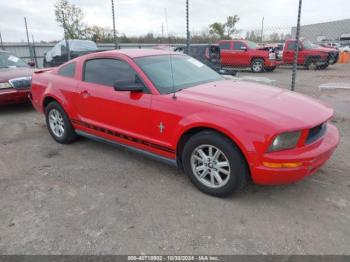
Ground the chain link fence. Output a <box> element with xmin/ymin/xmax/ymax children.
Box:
<box><xmin>1</xmin><ymin>1</ymin><xmax>350</xmax><ymax>90</ymax></box>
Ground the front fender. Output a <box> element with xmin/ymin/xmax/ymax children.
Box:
<box><xmin>172</xmin><ymin>111</ymin><xmax>269</xmax><ymax>161</ymax></box>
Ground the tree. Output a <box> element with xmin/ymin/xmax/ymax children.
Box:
<box><xmin>54</xmin><ymin>0</ymin><xmax>87</xmax><ymax>39</ymax></box>
<box><xmin>224</xmin><ymin>15</ymin><xmax>240</xmax><ymax>38</ymax></box>
<box><xmin>209</xmin><ymin>15</ymin><xmax>240</xmax><ymax>40</ymax></box>
<box><xmin>85</xmin><ymin>26</ymin><xmax>114</xmax><ymax>43</ymax></box>
<box><xmin>209</xmin><ymin>22</ymin><xmax>225</xmax><ymax>39</ymax></box>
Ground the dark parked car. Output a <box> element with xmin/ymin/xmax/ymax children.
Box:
<box><xmin>174</xmin><ymin>44</ymin><xmax>236</xmax><ymax>75</ymax></box>
<box><xmin>0</xmin><ymin>50</ymin><xmax>34</xmax><ymax>106</ymax></box>
<box><xmin>43</xmin><ymin>40</ymin><xmax>99</xmax><ymax>67</ymax></box>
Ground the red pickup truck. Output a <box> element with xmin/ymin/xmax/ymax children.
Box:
<box><xmin>282</xmin><ymin>39</ymin><xmax>339</xmax><ymax>69</ymax></box>
<box><xmin>217</xmin><ymin>40</ymin><xmax>278</xmax><ymax>73</ymax></box>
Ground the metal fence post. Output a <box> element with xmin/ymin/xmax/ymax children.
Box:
<box><xmin>186</xmin><ymin>0</ymin><xmax>190</xmax><ymax>55</ymax></box>
<box><xmin>32</xmin><ymin>35</ymin><xmax>38</xmax><ymax>67</ymax></box>
<box><xmin>0</xmin><ymin>32</ymin><xmax>4</xmax><ymax>50</ymax></box>
<box><xmin>291</xmin><ymin>0</ymin><xmax>303</xmax><ymax>91</ymax></box>
<box><xmin>61</xmin><ymin>11</ymin><xmax>71</xmax><ymax>61</ymax></box>
<box><xmin>111</xmin><ymin>0</ymin><xmax>118</xmax><ymax>49</ymax></box>
<box><xmin>24</xmin><ymin>17</ymin><xmax>33</xmax><ymax>62</ymax></box>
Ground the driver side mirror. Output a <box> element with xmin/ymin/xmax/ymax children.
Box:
<box><xmin>113</xmin><ymin>78</ymin><xmax>145</xmax><ymax>92</ymax></box>
<box><xmin>240</xmin><ymin>46</ymin><xmax>247</xmax><ymax>51</ymax></box>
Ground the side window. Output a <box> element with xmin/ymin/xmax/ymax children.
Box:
<box><xmin>219</xmin><ymin>42</ymin><xmax>231</xmax><ymax>50</ymax></box>
<box><xmin>83</xmin><ymin>58</ymin><xmax>137</xmax><ymax>87</ymax></box>
<box><xmin>288</xmin><ymin>42</ymin><xmax>297</xmax><ymax>51</ymax></box>
<box><xmin>233</xmin><ymin>42</ymin><xmax>245</xmax><ymax>50</ymax></box>
<box><xmin>58</xmin><ymin>62</ymin><xmax>76</xmax><ymax>78</ymax></box>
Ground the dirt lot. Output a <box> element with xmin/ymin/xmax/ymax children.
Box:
<box><xmin>0</xmin><ymin>63</ymin><xmax>349</xmax><ymax>255</ymax></box>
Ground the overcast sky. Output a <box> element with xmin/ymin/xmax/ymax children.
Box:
<box><xmin>0</xmin><ymin>0</ymin><xmax>349</xmax><ymax>42</ymax></box>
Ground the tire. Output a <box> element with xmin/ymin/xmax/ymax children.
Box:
<box><xmin>45</xmin><ymin>101</ymin><xmax>77</xmax><ymax>144</ymax></box>
<box><xmin>251</xmin><ymin>58</ymin><xmax>265</xmax><ymax>73</ymax></box>
<box><xmin>304</xmin><ymin>57</ymin><xmax>318</xmax><ymax>70</ymax></box>
<box><xmin>182</xmin><ymin>130</ymin><xmax>249</xmax><ymax>197</ymax></box>
<box><xmin>316</xmin><ymin>63</ymin><xmax>329</xmax><ymax>70</ymax></box>
<box><xmin>265</xmin><ymin>66</ymin><xmax>276</xmax><ymax>72</ymax></box>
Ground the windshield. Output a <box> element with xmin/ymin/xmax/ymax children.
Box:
<box><xmin>303</xmin><ymin>40</ymin><xmax>319</xmax><ymax>49</ymax></box>
<box><xmin>134</xmin><ymin>55</ymin><xmax>223</xmax><ymax>94</ymax></box>
<box><xmin>0</xmin><ymin>53</ymin><xmax>28</xmax><ymax>68</ymax></box>
<box><xmin>246</xmin><ymin>41</ymin><xmax>259</xmax><ymax>49</ymax></box>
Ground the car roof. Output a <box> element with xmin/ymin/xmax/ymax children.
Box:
<box><xmin>100</xmin><ymin>49</ymin><xmax>177</xmax><ymax>58</ymax></box>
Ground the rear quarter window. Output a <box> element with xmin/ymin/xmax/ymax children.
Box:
<box><xmin>58</xmin><ymin>62</ymin><xmax>76</xmax><ymax>78</ymax></box>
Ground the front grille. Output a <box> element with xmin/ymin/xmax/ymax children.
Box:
<box><xmin>306</xmin><ymin>123</ymin><xmax>327</xmax><ymax>145</ymax></box>
<box><xmin>9</xmin><ymin>77</ymin><xmax>32</xmax><ymax>89</ymax></box>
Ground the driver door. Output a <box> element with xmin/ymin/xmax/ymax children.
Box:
<box><xmin>74</xmin><ymin>58</ymin><xmax>152</xmax><ymax>139</ymax></box>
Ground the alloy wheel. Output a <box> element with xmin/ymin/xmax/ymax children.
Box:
<box><xmin>48</xmin><ymin>109</ymin><xmax>65</xmax><ymax>138</ymax></box>
<box><xmin>190</xmin><ymin>145</ymin><xmax>231</xmax><ymax>189</ymax></box>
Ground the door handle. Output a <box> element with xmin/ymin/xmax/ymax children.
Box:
<box><xmin>80</xmin><ymin>90</ymin><xmax>90</xmax><ymax>99</ymax></box>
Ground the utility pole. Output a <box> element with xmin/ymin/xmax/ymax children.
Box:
<box><xmin>24</xmin><ymin>17</ymin><xmax>33</xmax><ymax>61</ymax></box>
<box><xmin>111</xmin><ymin>0</ymin><xmax>118</xmax><ymax>49</ymax></box>
<box><xmin>291</xmin><ymin>0</ymin><xmax>302</xmax><ymax>91</ymax></box>
<box><xmin>260</xmin><ymin>16</ymin><xmax>264</xmax><ymax>43</ymax></box>
<box><xmin>186</xmin><ymin>0</ymin><xmax>190</xmax><ymax>55</ymax></box>
<box><xmin>161</xmin><ymin>24</ymin><xmax>164</xmax><ymax>38</ymax></box>
<box><xmin>0</xmin><ymin>32</ymin><xmax>4</xmax><ymax>50</ymax></box>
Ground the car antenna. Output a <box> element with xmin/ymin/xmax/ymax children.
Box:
<box><xmin>165</xmin><ymin>8</ymin><xmax>176</xmax><ymax>100</ymax></box>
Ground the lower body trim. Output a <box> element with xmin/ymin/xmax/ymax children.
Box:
<box><xmin>75</xmin><ymin>130</ymin><xmax>178</xmax><ymax>168</ymax></box>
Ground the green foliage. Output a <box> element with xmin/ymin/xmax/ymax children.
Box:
<box><xmin>225</xmin><ymin>15</ymin><xmax>240</xmax><ymax>38</ymax></box>
<box><xmin>209</xmin><ymin>22</ymin><xmax>225</xmax><ymax>39</ymax></box>
<box><xmin>209</xmin><ymin>15</ymin><xmax>240</xmax><ymax>40</ymax></box>
<box><xmin>54</xmin><ymin>0</ymin><xmax>87</xmax><ymax>39</ymax></box>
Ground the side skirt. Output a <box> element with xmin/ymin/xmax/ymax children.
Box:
<box><xmin>75</xmin><ymin>130</ymin><xmax>179</xmax><ymax>168</ymax></box>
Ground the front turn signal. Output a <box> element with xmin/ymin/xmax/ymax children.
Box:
<box><xmin>263</xmin><ymin>162</ymin><xmax>303</xmax><ymax>169</ymax></box>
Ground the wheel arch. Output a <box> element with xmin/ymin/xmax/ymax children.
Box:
<box><xmin>43</xmin><ymin>95</ymin><xmax>60</xmax><ymax>110</ymax></box>
<box><xmin>176</xmin><ymin>125</ymin><xmax>250</xmax><ymax>173</ymax></box>
<box><xmin>250</xmin><ymin>56</ymin><xmax>265</xmax><ymax>64</ymax></box>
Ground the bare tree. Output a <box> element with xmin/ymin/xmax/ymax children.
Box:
<box><xmin>54</xmin><ymin>0</ymin><xmax>87</xmax><ymax>39</ymax></box>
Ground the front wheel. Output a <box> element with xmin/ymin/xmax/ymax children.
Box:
<box><xmin>45</xmin><ymin>101</ymin><xmax>77</xmax><ymax>144</ymax></box>
<box><xmin>182</xmin><ymin>131</ymin><xmax>249</xmax><ymax>197</ymax></box>
<box><xmin>265</xmin><ymin>66</ymin><xmax>276</xmax><ymax>72</ymax></box>
<box><xmin>251</xmin><ymin>58</ymin><xmax>265</xmax><ymax>73</ymax></box>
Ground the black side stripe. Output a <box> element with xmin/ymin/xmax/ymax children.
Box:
<box><xmin>71</xmin><ymin>119</ymin><xmax>176</xmax><ymax>154</ymax></box>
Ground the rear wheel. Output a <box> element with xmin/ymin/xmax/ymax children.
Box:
<box><xmin>45</xmin><ymin>101</ymin><xmax>77</xmax><ymax>144</ymax></box>
<box><xmin>182</xmin><ymin>131</ymin><xmax>248</xmax><ymax>197</ymax></box>
<box><xmin>317</xmin><ymin>63</ymin><xmax>329</xmax><ymax>70</ymax></box>
<box><xmin>305</xmin><ymin>57</ymin><xmax>318</xmax><ymax>70</ymax></box>
<box><xmin>251</xmin><ymin>58</ymin><xmax>265</xmax><ymax>73</ymax></box>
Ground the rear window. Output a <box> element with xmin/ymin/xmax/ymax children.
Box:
<box><xmin>58</xmin><ymin>62</ymin><xmax>76</xmax><ymax>78</ymax></box>
<box><xmin>233</xmin><ymin>42</ymin><xmax>246</xmax><ymax>50</ymax></box>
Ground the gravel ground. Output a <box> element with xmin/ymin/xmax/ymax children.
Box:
<box><xmin>0</xmin><ymin>63</ymin><xmax>349</xmax><ymax>255</ymax></box>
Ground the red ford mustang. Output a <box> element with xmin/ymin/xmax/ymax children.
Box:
<box><xmin>30</xmin><ymin>49</ymin><xmax>339</xmax><ymax>197</ymax></box>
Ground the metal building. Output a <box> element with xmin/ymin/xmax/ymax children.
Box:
<box><xmin>291</xmin><ymin>18</ymin><xmax>350</xmax><ymax>43</ymax></box>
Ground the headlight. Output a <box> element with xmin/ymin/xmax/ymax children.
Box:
<box><xmin>268</xmin><ymin>131</ymin><xmax>302</xmax><ymax>152</ymax></box>
<box><xmin>0</xmin><ymin>82</ymin><xmax>12</xmax><ymax>89</ymax></box>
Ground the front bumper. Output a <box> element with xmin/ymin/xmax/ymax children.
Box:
<box><xmin>0</xmin><ymin>89</ymin><xmax>30</xmax><ymax>106</ymax></box>
<box><xmin>248</xmin><ymin>123</ymin><xmax>339</xmax><ymax>185</ymax></box>
<box><xmin>264</xmin><ymin>60</ymin><xmax>279</xmax><ymax>67</ymax></box>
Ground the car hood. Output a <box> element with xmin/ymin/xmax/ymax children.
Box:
<box><xmin>0</xmin><ymin>67</ymin><xmax>33</xmax><ymax>82</ymax></box>
<box><xmin>178</xmin><ymin>80</ymin><xmax>333</xmax><ymax>130</ymax></box>
<box><xmin>313</xmin><ymin>46</ymin><xmax>337</xmax><ymax>53</ymax></box>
